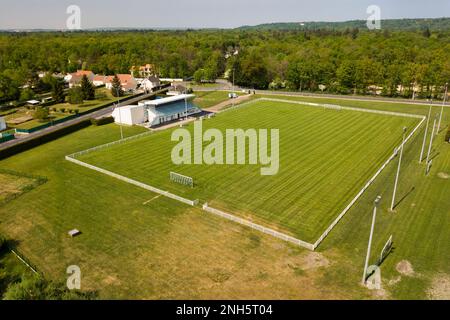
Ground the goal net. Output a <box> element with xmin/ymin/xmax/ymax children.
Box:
<box><xmin>169</xmin><ymin>172</ymin><xmax>194</xmax><ymax>188</ymax></box>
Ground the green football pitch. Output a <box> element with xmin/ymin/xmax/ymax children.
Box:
<box><xmin>77</xmin><ymin>99</ymin><xmax>419</xmax><ymax>242</ymax></box>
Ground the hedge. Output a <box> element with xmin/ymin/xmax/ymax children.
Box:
<box><xmin>0</xmin><ymin>119</ymin><xmax>91</xmax><ymax>160</ymax></box>
<box><xmin>0</xmin><ymin>133</ymin><xmax>15</xmax><ymax>143</ymax></box>
<box><xmin>91</xmin><ymin>116</ymin><xmax>114</xmax><ymax>126</ymax></box>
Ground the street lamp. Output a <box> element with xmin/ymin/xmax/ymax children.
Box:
<box><xmin>426</xmin><ymin>114</ymin><xmax>439</xmax><ymax>171</ymax></box>
<box><xmin>419</xmin><ymin>102</ymin><xmax>432</xmax><ymax>163</ymax></box>
<box><xmin>437</xmin><ymin>83</ymin><xmax>448</xmax><ymax>133</ymax></box>
<box><xmin>362</xmin><ymin>195</ymin><xmax>381</xmax><ymax>285</ymax></box>
<box><xmin>390</xmin><ymin>127</ymin><xmax>407</xmax><ymax>211</ymax></box>
<box><xmin>115</xmin><ymin>87</ymin><xmax>123</xmax><ymax>140</ymax></box>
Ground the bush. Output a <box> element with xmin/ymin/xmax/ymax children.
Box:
<box><xmin>90</xmin><ymin>116</ymin><xmax>114</xmax><ymax>126</ymax></box>
<box><xmin>33</xmin><ymin>107</ymin><xmax>49</xmax><ymax>121</ymax></box>
<box><xmin>68</xmin><ymin>87</ymin><xmax>84</xmax><ymax>105</ymax></box>
<box><xmin>0</xmin><ymin>234</ymin><xmax>6</xmax><ymax>251</ymax></box>
<box><xmin>445</xmin><ymin>127</ymin><xmax>450</xmax><ymax>143</ymax></box>
<box><xmin>59</xmin><ymin>108</ymin><xmax>66</xmax><ymax>113</ymax></box>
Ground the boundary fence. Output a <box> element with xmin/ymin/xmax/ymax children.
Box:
<box><xmin>65</xmin><ymin>155</ymin><xmax>198</xmax><ymax>206</ymax></box>
<box><xmin>202</xmin><ymin>203</ymin><xmax>315</xmax><ymax>250</ymax></box>
<box><xmin>65</xmin><ymin>97</ymin><xmax>426</xmax><ymax>250</ymax></box>
<box><xmin>68</xmin><ymin>130</ymin><xmax>154</xmax><ymax>159</ymax></box>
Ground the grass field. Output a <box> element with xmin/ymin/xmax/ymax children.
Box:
<box><xmin>0</xmin><ymin>93</ymin><xmax>448</xmax><ymax>299</ymax></box>
<box><xmin>193</xmin><ymin>90</ymin><xmax>243</xmax><ymax>108</ymax></box>
<box><xmin>77</xmin><ymin>99</ymin><xmax>419</xmax><ymax>242</ymax></box>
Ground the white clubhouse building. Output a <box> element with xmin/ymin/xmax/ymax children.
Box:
<box><xmin>112</xmin><ymin>94</ymin><xmax>201</xmax><ymax>127</ymax></box>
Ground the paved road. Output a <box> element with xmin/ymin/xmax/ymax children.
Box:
<box><xmin>187</xmin><ymin>81</ymin><xmax>450</xmax><ymax>107</ymax></box>
<box><xmin>0</xmin><ymin>90</ymin><xmax>164</xmax><ymax>152</ymax></box>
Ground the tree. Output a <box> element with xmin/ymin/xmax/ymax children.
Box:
<box><xmin>3</xmin><ymin>275</ymin><xmax>97</xmax><ymax>300</ymax></box>
<box><xmin>110</xmin><ymin>75</ymin><xmax>123</xmax><ymax>97</ymax></box>
<box><xmin>0</xmin><ymin>74</ymin><xmax>20</xmax><ymax>102</ymax></box>
<box><xmin>336</xmin><ymin>61</ymin><xmax>356</xmax><ymax>93</ymax></box>
<box><xmin>20</xmin><ymin>87</ymin><xmax>36</xmax><ymax>101</ymax></box>
<box><xmin>68</xmin><ymin>87</ymin><xmax>84</xmax><ymax>104</ymax></box>
<box><xmin>51</xmin><ymin>80</ymin><xmax>66</xmax><ymax>103</ymax></box>
<box><xmin>33</xmin><ymin>107</ymin><xmax>49</xmax><ymax>121</ymax></box>
<box><xmin>80</xmin><ymin>75</ymin><xmax>95</xmax><ymax>100</ymax></box>
<box><xmin>193</xmin><ymin>69</ymin><xmax>204</xmax><ymax>83</ymax></box>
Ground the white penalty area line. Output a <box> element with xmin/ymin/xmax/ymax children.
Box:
<box><xmin>143</xmin><ymin>195</ymin><xmax>161</xmax><ymax>205</ymax></box>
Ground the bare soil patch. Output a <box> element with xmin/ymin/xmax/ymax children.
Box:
<box><xmin>396</xmin><ymin>260</ymin><xmax>415</xmax><ymax>276</ymax></box>
<box><xmin>437</xmin><ymin>172</ymin><xmax>449</xmax><ymax>179</ymax></box>
<box><xmin>427</xmin><ymin>274</ymin><xmax>450</xmax><ymax>300</ymax></box>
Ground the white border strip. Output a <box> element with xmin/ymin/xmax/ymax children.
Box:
<box><xmin>65</xmin><ymin>155</ymin><xmax>198</xmax><ymax>206</ymax></box>
<box><xmin>313</xmin><ymin>116</ymin><xmax>426</xmax><ymax>249</ymax></box>
<box><xmin>203</xmin><ymin>203</ymin><xmax>315</xmax><ymax>250</ymax></box>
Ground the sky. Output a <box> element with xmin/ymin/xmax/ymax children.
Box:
<box><xmin>0</xmin><ymin>0</ymin><xmax>449</xmax><ymax>30</ymax></box>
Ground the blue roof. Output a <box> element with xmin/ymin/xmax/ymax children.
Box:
<box><xmin>152</xmin><ymin>101</ymin><xmax>200</xmax><ymax>117</ymax></box>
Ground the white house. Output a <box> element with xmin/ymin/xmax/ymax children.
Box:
<box><xmin>65</xmin><ymin>70</ymin><xmax>95</xmax><ymax>88</ymax></box>
<box><xmin>140</xmin><ymin>75</ymin><xmax>160</xmax><ymax>92</ymax></box>
<box><xmin>104</xmin><ymin>74</ymin><xmax>138</xmax><ymax>92</ymax></box>
<box><xmin>167</xmin><ymin>83</ymin><xmax>187</xmax><ymax>96</ymax></box>
<box><xmin>0</xmin><ymin>117</ymin><xmax>6</xmax><ymax>131</ymax></box>
<box><xmin>112</xmin><ymin>94</ymin><xmax>201</xmax><ymax>127</ymax></box>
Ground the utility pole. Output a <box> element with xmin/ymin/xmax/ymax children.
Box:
<box><xmin>362</xmin><ymin>195</ymin><xmax>381</xmax><ymax>285</ymax></box>
<box><xmin>437</xmin><ymin>83</ymin><xmax>448</xmax><ymax>133</ymax></box>
<box><xmin>115</xmin><ymin>87</ymin><xmax>123</xmax><ymax>140</ymax></box>
<box><xmin>232</xmin><ymin>68</ymin><xmax>235</xmax><ymax>108</ymax></box>
<box><xmin>426</xmin><ymin>114</ymin><xmax>439</xmax><ymax>168</ymax></box>
<box><xmin>391</xmin><ymin>127</ymin><xmax>407</xmax><ymax>211</ymax></box>
<box><xmin>184</xmin><ymin>89</ymin><xmax>188</xmax><ymax>121</ymax></box>
<box><xmin>419</xmin><ymin>103</ymin><xmax>432</xmax><ymax>163</ymax></box>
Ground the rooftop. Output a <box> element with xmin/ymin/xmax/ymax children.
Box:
<box><xmin>140</xmin><ymin>94</ymin><xmax>195</xmax><ymax>107</ymax></box>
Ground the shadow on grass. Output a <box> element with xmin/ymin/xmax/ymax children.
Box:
<box><xmin>393</xmin><ymin>186</ymin><xmax>415</xmax><ymax>210</ymax></box>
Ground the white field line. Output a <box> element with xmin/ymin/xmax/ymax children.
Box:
<box><xmin>312</xmin><ymin>115</ymin><xmax>426</xmax><ymax>249</ymax></box>
<box><xmin>11</xmin><ymin>249</ymin><xmax>39</xmax><ymax>274</ymax></box>
<box><xmin>65</xmin><ymin>155</ymin><xmax>198</xmax><ymax>206</ymax></box>
<box><xmin>259</xmin><ymin>97</ymin><xmax>425</xmax><ymax>119</ymax></box>
<box><xmin>143</xmin><ymin>195</ymin><xmax>161</xmax><ymax>205</ymax></box>
<box><xmin>202</xmin><ymin>203</ymin><xmax>315</xmax><ymax>251</ymax></box>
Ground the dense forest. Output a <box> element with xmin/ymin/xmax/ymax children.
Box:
<box><xmin>239</xmin><ymin>17</ymin><xmax>450</xmax><ymax>31</ymax></box>
<box><xmin>0</xmin><ymin>24</ymin><xmax>449</xmax><ymax>103</ymax></box>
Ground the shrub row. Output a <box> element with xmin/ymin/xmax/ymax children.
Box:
<box><xmin>90</xmin><ymin>116</ymin><xmax>114</xmax><ymax>126</ymax></box>
<box><xmin>0</xmin><ymin>119</ymin><xmax>91</xmax><ymax>160</ymax></box>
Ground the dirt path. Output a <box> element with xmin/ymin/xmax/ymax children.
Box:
<box><xmin>205</xmin><ymin>94</ymin><xmax>253</xmax><ymax>113</ymax></box>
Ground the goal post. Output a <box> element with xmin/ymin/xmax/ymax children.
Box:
<box><xmin>170</xmin><ymin>172</ymin><xmax>194</xmax><ymax>188</ymax></box>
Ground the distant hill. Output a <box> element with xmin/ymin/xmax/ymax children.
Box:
<box><xmin>237</xmin><ymin>18</ymin><xmax>450</xmax><ymax>31</ymax></box>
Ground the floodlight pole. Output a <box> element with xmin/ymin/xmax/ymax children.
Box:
<box><xmin>419</xmin><ymin>103</ymin><xmax>432</xmax><ymax>163</ymax></box>
<box><xmin>437</xmin><ymin>83</ymin><xmax>448</xmax><ymax>133</ymax></box>
<box><xmin>426</xmin><ymin>114</ymin><xmax>438</xmax><ymax>167</ymax></box>
<box><xmin>184</xmin><ymin>90</ymin><xmax>188</xmax><ymax>121</ymax></box>
<box><xmin>232</xmin><ymin>68</ymin><xmax>235</xmax><ymax>108</ymax></box>
<box><xmin>390</xmin><ymin>127</ymin><xmax>407</xmax><ymax>211</ymax></box>
<box><xmin>116</xmin><ymin>87</ymin><xmax>123</xmax><ymax>140</ymax></box>
<box><xmin>362</xmin><ymin>195</ymin><xmax>381</xmax><ymax>285</ymax></box>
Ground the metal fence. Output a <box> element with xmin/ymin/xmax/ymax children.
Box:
<box><xmin>68</xmin><ymin>130</ymin><xmax>154</xmax><ymax>158</ymax></box>
<box><xmin>202</xmin><ymin>203</ymin><xmax>315</xmax><ymax>250</ymax></box>
<box><xmin>65</xmin><ymin>155</ymin><xmax>198</xmax><ymax>206</ymax></box>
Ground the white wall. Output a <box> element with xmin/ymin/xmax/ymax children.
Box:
<box><xmin>0</xmin><ymin>117</ymin><xmax>6</xmax><ymax>131</ymax></box>
<box><xmin>112</xmin><ymin>106</ymin><xmax>146</xmax><ymax>125</ymax></box>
